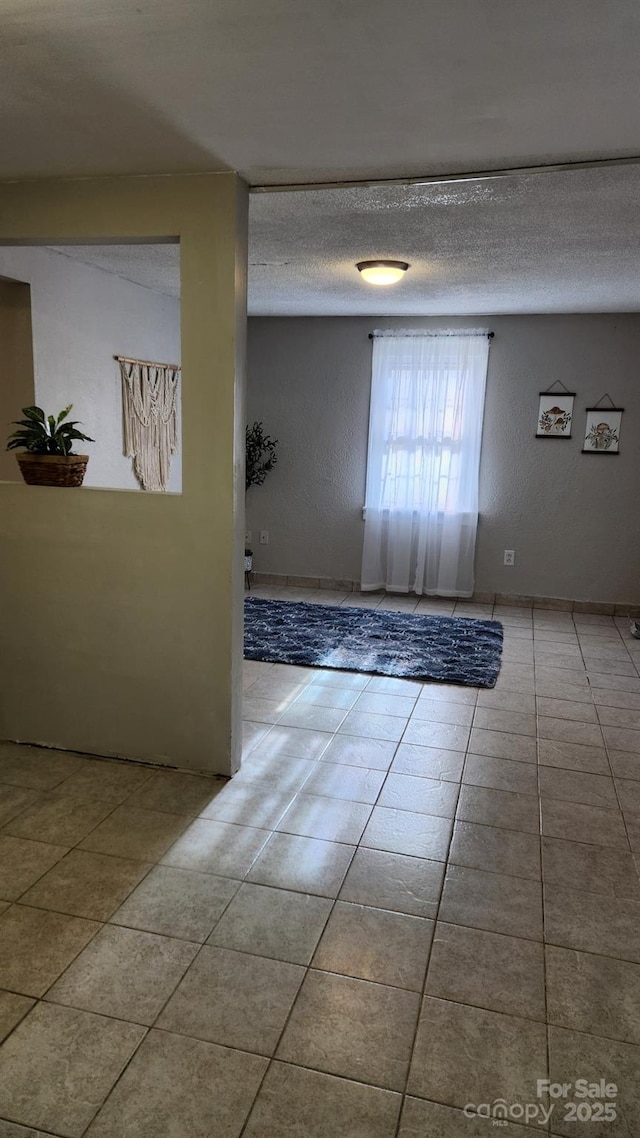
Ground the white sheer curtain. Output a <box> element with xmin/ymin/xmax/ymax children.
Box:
<box><xmin>361</xmin><ymin>330</ymin><xmax>490</xmax><ymax>597</ymax></box>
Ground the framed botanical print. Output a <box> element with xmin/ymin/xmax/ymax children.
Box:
<box><xmin>536</xmin><ymin>392</ymin><xmax>575</xmax><ymax>438</ymax></box>
<box><xmin>582</xmin><ymin>406</ymin><xmax>623</xmax><ymax>454</ymax></box>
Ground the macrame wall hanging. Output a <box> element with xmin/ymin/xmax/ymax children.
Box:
<box><xmin>116</xmin><ymin>355</ymin><xmax>181</xmax><ymax>491</ymax></box>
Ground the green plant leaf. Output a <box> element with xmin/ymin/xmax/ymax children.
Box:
<box><xmin>6</xmin><ymin>404</ymin><xmax>93</xmax><ymax>454</ymax></box>
<box><xmin>245</xmin><ymin>420</ymin><xmax>278</xmax><ymax>491</ymax></box>
<box><xmin>64</xmin><ymin>428</ymin><xmax>94</xmax><ymax>442</ymax></box>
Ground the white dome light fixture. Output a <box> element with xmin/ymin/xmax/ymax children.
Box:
<box><xmin>356</xmin><ymin>259</ymin><xmax>410</xmax><ymax>285</ymax></box>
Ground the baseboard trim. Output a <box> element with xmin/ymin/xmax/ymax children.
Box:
<box><xmin>250</xmin><ymin>572</ymin><xmax>637</xmax><ymax>617</ymax></box>
<box><xmin>0</xmin><ymin>738</ymin><xmax>225</xmax><ymax>780</ymax></box>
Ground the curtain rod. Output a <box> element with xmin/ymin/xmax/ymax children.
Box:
<box><xmin>368</xmin><ymin>331</ymin><xmax>494</xmax><ymax>339</ymax></box>
<box><xmin>115</xmin><ymin>355</ymin><xmax>182</xmax><ymax>369</ymax></box>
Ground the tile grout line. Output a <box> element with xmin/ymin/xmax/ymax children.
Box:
<box><xmin>158</xmin><ymin>715</ymin><xmax>409</xmax><ymax>1133</ymax></box>
<box><xmin>1</xmin><ymin>770</ymin><xmax>235</xmax><ymax>1133</ymax></box>
<box><xmin>242</xmin><ymin>696</ymin><xmax>460</xmax><ymax>1137</ymax></box>
<box><xmin>69</xmin><ymin>826</ymin><xmax>290</xmax><ymax>1138</ymax></box>
<box><xmin>535</xmin><ymin>618</ymin><xmax>553</xmax><ymax>1132</ymax></box>
<box><xmin>0</xmin><ymin>768</ymin><xmax>244</xmax><ymax>1130</ymax></box>
<box><xmin>236</xmin><ymin>817</ymin><xmax>370</xmax><ymax>1135</ymax></box>
<box><xmin>2</xmin><ymin>591</ymin><xmax>639</xmax><ymax>1134</ymax></box>
<box><xmin>390</xmin><ymin>720</ymin><xmax>470</xmax><ymax>1138</ymax></box>
<box><xmin>239</xmin><ymin>711</ymin><xmax>446</xmax><ymax>1133</ymax></box>
<box><xmin>598</xmin><ymin>621</ymin><xmax>640</xmax><ymax>873</ymax></box>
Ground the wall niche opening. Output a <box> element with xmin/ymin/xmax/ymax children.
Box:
<box><xmin>0</xmin><ymin>242</ymin><xmax>181</xmax><ymax>493</ymax></box>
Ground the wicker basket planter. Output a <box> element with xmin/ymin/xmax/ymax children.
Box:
<box><xmin>16</xmin><ymin>453</ymin><xmax>89</xmax><ymax>488</ymax></box>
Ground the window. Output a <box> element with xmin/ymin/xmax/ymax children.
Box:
<box><xmin>362</xmin><ymin>330</ymin><xmax>490</xmax><ymax>596</ymax></box>
<box><xmin>365</xmin><ymin>331</ymin><xmax>489</xmax><ymax>515</ymax></box>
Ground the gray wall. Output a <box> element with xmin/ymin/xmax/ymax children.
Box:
<box><xmin>247</xmin><ymin>315</ymin><xmax>640</xmax><ymax>604</ymax></box>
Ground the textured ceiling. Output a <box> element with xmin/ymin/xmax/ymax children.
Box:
<box><xmin>49</xmin><ymin>162</ymin><xmax>640</xmax><ymax>314</ymax></box>
<box><xmin>247</xmin><ymin>165</ymin><xmax>640</xmax><ymax>314</ymax></box>
<box><xmin>1</xmin><ymin>1</ymin><xmax>640</xmax><ymax>185</ymax></box>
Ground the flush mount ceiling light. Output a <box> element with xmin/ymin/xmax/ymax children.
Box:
<box><xmin>356</xmin><ymin>260</ymin><xmax>410</xmax><ymax>285</ymax></box>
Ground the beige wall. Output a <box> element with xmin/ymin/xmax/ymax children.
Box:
<box><xmin>0</xmin><ymin>174</ymin><xmax>247</xmax><ymax>774</ymax></box>
<box><xmin>0</xmin><ymin>277</ymin><xmax>35</xmax><ymax>481</ymax></box>
<box><xmin>247</xmin><ymin>314</ymin><xmax>640</xmax><ymax>605</ymax></box>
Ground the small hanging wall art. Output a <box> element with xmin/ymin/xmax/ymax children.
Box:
<box><xmin>116</xmin><ymin>355</ymin><xmax>181</xmax><ymax>491</ymax></box>
<box><xmin>536</xmin><ymin>381</ymin><xmax>575</xmax><ymax>438</ymax></box>
<box><xmin>582</xmin><ymin>394</ymin><xmax>623</xmax><ymax>455</ymax></box>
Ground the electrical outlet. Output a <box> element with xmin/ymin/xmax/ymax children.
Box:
<box><xmin>259</xmin><ymin>530</ymin><xmax>269</xmax><ymax>545</ymax></box>
<box><xmin>245</xmin><ymin>530</ymin><xmax>252</xmax><ymax>544</ymax></box>
<box><xmin>504</xmin><ymin>549</ymin><xmax>515</xmax><ymax>566</ymax></box>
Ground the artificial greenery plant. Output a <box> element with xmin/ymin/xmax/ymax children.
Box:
<box><xmin>245</xmin><ymin>421</ymin><xmax>278</xmax><ymax>491</ymax></box>
<box><xmin>6</xmin><ymin>405</ymin><xmax>93</xmax><ymax>456</ymax></box>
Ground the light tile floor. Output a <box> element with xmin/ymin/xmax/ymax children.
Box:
<box><xmin>0</xmin><ymin>587</ymin><xmax>639</xmax><ymax>1135</ymax></box>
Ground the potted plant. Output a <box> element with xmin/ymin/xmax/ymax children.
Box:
<box><xmin>246</xmin><ymin>421</ymin><xmax>278</xmax><ymax>490</ymax></box>
<box><xmin>7</xmin><ymin>404</ymin><xmax>93</xmax><ymax>488</ymax></box>
<box><xmin>244</xmin><ymin>422</ymin><xmax>278</xmax><ymax>587</ymax></box>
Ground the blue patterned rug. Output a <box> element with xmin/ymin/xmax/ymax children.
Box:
<box><xmin>244</xmin><ymin>597</ymin><xmax>503</xmax><ymax>687</ymax></box>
